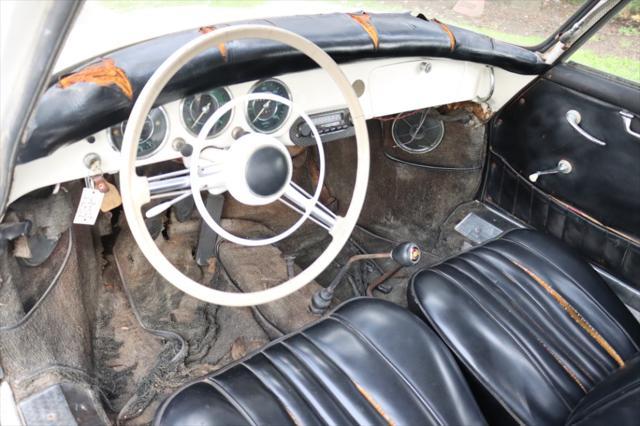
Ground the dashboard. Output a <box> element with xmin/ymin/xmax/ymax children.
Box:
<box><xmin>9</xmin><ymin>56</ymin><xmax>534</xmax><ymax>204</ymax></box>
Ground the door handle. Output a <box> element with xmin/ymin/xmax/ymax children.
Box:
<box><xmin>620</xmin><ymin>111</ymin><xmax>640</xmax><ymax>140</ymax></box>
<box><xmin>565</xmin><ymin>110</ymin><xmax>606</xmax><ymax>146</ymax></box>
<box><xmin>529</xmin><ymin>159</ymin><xmax>573</xmax><ymax>183</ymax></box>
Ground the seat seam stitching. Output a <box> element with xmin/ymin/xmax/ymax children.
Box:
<box><xmin>260</xmin><ymin>349</ymin><xmax>328</xmax><ymax>424</ymax></box>
<box><xmin>329</xmin><ymin>314</ymin><xmax>446</xmax><ymax>426</ymax></box>
<box><xmin>407</xmin><ymin>275</ymin><xmax>525</xmax><ymax>424</ymax></box>
<box><xmin>466</xmin><ymin>249</ymin><xmax>603</xmax><ymax>382</ymax></box>
<box><xmin>279</xmin><ymin>340</ymin><xmax>360</xmax><ymax>425</ymax></box>
<box><xmin>501</xmin><ymin>236</ymin><xmax>640</xmax><ymax>352</ymax></box>
<box><xmin>446</xmin><ymin>259</ymin><xmax>588</xmax><ymax>393</ymax></box>
<box><xmin>508</xmin><ymin>258</ymin><xmax>625</xmax><ymax>368</ymax></box>
<box><xmin>206</xmin><ymin>377</ymin><xmax>259</xmax><ymax>426</ymax></box>
<box><xmin>240</xmin><ymin>360</ymin><xmax>304</xmax><ymax>426</ymax></box>
<box><xmin>296</xmin><ymin>332</ymin><xmax>390</xmax><ymax>425</ymax></box>
<box><xmin>476</xmin><ymin>247</ymin><xmax>612</xmax><ymax>372</ymax></box>
<box><xmin>430</xmin><ymin>268</ymin><xmax>574</xmax><ymax>410</ymax></box>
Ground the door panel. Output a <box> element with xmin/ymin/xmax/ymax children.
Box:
<box><xmin>485</xmin><ymin>62</ymin><xmax>640</xmax><ymax>289</ymax></box>
<box><xmin>489</xmin><ymin>63</ymin><xmax>640</xmax><ymax>238</ymax></box>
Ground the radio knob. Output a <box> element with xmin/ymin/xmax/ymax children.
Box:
<box><xmin>298</xmin><ymin>122</ymin><xmax>312</xmax><ymax>138</ymax></box>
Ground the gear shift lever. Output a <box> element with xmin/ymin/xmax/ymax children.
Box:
<box><xmin>309</xmin><ymin>242</ymin><xmax>421</xmax><ymax>315</ymax></box>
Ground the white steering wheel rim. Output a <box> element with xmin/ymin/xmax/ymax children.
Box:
<box><xmin>190</xmin><ymin>92</ymin><xmax>326</xmax><ymax>247</ymax></box>
<box><xmin>120</xmin><ymin>25</ymin><xmax>370</xmax><ymax>306</ymax></box>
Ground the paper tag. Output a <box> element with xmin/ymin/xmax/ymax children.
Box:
<box><xmin>100</xmin><ymin>181</ymin><xmax>122</xmax><ymax>212</ymax></box>
<box><xmin>73</xmin><ymin>188</ymin><xmax>105</xmax><ymax>225</ymax></box>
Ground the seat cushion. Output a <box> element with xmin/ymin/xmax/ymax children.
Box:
<box><xmin>154</xmin><ymin>298</ymin><xmax>485</xmax><ymax>426</ymax></box>
<box><xmin>566</xmin><ymin>355</ymin><xmax>640</xmax><ymax>426</ymax></box>
<box><xmin>409</xmin><ymin>229</ymin><xmax>640</xmax><ymax>425</ymax></box>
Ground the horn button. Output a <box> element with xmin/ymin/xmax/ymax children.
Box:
<box><xmin>220</xmin><ymin>133</ymin><xmax>293</xmax><ymax>206</ymax></box>
<box><xmin>246</xmin><ymin>147</ymin><xmax>289</xmax><ymax>196</ymax></box>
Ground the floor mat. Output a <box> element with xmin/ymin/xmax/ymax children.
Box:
<box><xmin>95</xmin><ymin>219</ymin><xmax>271</xmax><ymax>425</ymax></box>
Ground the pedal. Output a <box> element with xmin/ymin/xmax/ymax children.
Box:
<box><xmin>195</xmin><ymin>194</ymin><xmax>224</xmax><ymax>266</ymax></box>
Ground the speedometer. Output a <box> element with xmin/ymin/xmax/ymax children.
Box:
<box><xmin>181</xmin><ymin>87</ymin><xmax>232</xmax><ymax>138</ymax></box>
<box><xmin>246</xmin><ymin>78</ymin><xmax>291</xmax><ymax>133</ymax></box>
<box><xmin>108</xmin><ymin>107</ymin><xmax>168</xmax><ymax>159</ymax></box>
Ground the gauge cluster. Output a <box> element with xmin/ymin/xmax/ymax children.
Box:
<box><xmin>105</xmin><ymin>78</ymin><xmax>297</xmax><ymax>159</ymax></box>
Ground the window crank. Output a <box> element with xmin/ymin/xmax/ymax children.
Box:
<box><xmin>529</xmin><ymin>159</ymin><xmax>573</xmax><ymax>183</ymax></box>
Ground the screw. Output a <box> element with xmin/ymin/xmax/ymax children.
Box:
<box><xmin>172</xmin><ymin>137</ymin><xmax>186</xmax><ymax>152</ymax></box>
<box><xmin>419</xmin><ymin>61</ymin><xmax>432</xmax><ymax>73</ymax></box>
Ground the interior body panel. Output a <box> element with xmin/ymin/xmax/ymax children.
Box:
<box><xmin>489</xmin><ymin>62</ymin><xmax>640</xmax><ymax>237</ymax></box>
<box><xmin>485</xmin><ymin>61</ymin><xmax>640</xmax><ymax>290</ymax></box>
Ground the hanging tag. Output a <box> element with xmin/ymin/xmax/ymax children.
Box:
<box><xmin>100</xmin><ymin>181</ymin><xmax>122</xmax><ymax>212</ymax></box>
<box><xmin>73</xmin><ymin>188</ymin><xmax>105</xmax><ymax>225</ymax></box>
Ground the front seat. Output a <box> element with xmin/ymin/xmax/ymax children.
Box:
<box><xmin>154</xmin><ymin>298</ymin><xmax>485</xmax><ymax>425</ymax></box>
<box><xmin>409</xmin><ymin>229</ymin><xmax>640</xmax><ymax>425</ymax></box>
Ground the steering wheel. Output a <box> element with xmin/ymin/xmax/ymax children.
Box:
<box><xmin>120</xmin><ymin>26</ymin><xmax>369</xmax><ymax>306</ymax></box>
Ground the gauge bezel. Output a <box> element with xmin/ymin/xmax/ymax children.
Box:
<box><xmin>245</xmin><ymin>78</ymin><xmax>292</xmax><ymax>134</ymax></box>
<box><xmin>179</xmin><ymin>87</ymin><xmax>234</xmax><ymax>139</ymax></box>
<box><xmin>107</xmin><ymin>106</ymin><xmax>170</xmax><ymax>160</ymax></box>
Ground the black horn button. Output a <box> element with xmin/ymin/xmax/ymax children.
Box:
<box><xmin>245</xmin><ymin>147</ymin><xmax>289</xmax><ymax>196</ymax></box>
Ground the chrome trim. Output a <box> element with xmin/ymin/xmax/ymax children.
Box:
<box><xmin>245</xmin><ymin>78</ymin><xmax>292</xmax><ymax>134</ymax></box>
<box><xmin>620</xmin><ymin>111</ymin><xmax>640</xmax><ymax>140</ymax></box>
<box><xmin>476</xmin><ymin>65</ymin><xmax>495</xmax><ymax>103</ymax></box>
<box><xmin>565</xmin><ymin>110</ymin><xmax>606</xmax><ymax>146</ymax></box>
<box><xmin>107</xmin><ymin>106</ymin><xmax>170</xmax><ymax>159</ymax></box>
<box><xmin>528</xmin><ymin>159</ymin><xmax>572</xmax><ymax>183</ymax></box>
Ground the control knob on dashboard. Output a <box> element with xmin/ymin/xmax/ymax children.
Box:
<box><xmin>298</xmin><ymin>122</ymin><xmax>312</xmax><ymax>138</ymax></box>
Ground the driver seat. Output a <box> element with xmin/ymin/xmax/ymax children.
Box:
<box><xmin>154</xmin><ymin>298</ymin><xmax>486</xmax><ymax>425</ymax></box>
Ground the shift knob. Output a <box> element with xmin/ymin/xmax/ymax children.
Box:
<box><xmin>391</xmin><ymin>242</ymin><xmax>421</xmax><ymax>266</ymax></box>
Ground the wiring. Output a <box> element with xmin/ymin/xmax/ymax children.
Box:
<box><xmin>112</xmin><ymin>252</ymin><xmax>187</xmax><ymax>364</ymax></box>
<box><xmin>382</xmin><ymin>151</ymin><xmax>483</xmax><ymax>172</ymax></box>
<box><xmin>0</xmin><ymin>229</ymin><xmax>73</xmax><ymax>332</ymax></box>
<box><xmin>112</xmin><ymin>251</ymin><xmax>188</xmax><ymax>426</ymax></box>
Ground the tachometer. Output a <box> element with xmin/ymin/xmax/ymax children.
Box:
<box><xmin>246</xmin><ymin>78</ymin><xmax>291</xmax><ymax>133</ymax></box>
<box><xmin>181</xmin><ymin>87</ymin><xmax>232</xmax><ymax>138</ymax></box>
<box><xmin>109</xmin><ymin>107</ymin><xmax>168</xmax><ymax>159</ymax></box>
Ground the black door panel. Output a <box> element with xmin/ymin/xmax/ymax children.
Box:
<box><xmin>490</xmin><ymin>63</ymin><xmax>640</xmax><ymax>237</ymax></box>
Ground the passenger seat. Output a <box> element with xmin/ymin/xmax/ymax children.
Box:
<box><xmin>409</xmin><ymin>229</ymin><xmax>640</xmax><ymax>425</ymax></box>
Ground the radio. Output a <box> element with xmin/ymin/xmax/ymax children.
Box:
<box><xmin>289</xmin><ymin>109</ymin><xmax>354</xmax><ymax>146</ymax></box>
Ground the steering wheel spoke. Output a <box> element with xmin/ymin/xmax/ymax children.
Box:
<box><xmin>280</xmin><ymin>181</ymin><xmax>337</xmax><ymax>232</ymax></box>
<box><xmin>119</xmin><ymin>25</ymin><xmax>369</xmax><ymax>306</ymax></box>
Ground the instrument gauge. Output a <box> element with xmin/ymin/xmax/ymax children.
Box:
<box><xmin>181</xmin><ymin>87</ymin><xmax>232</xmax><ymax>138</ymax></box>
<box><xmin>246</xmin><ymin>78</ymin><xmax>291</xmax><ymax>133</ymax></box>
<box><xmin>391</xmin><ymin>109</ymin><xmax>445</xmax><ymax>154</ymax></box>
<box><xmin>108</xmin><ymin>107</ymin><xmax>169</xmax><ymax>159</ymax></box>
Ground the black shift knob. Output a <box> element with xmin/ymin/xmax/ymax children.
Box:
<box><xmin>391</xmin><ymin>242</ymin><xmax>421</xmax><ymax>266</ymax></box>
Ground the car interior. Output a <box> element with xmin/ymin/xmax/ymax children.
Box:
<box><xmin>0</xmin><ymin>0</ymin><xmax>639</xmax><ymax>425</ymax></box>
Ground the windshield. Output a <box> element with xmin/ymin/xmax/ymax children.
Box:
<box><xmin>57</xmin><ymin>0</ymin><xmax>588</xmax><ymax>72</ymax></box>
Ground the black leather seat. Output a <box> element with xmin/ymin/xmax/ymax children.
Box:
<box><xmin>154</xmin><ymin>298</ymin><xmax>485</xmax><ymax>426</ymax></box>
<box><xmin>409</xmin><ymin>229</ymin><xmax>640</xmax><ymax>425</ymax></box>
